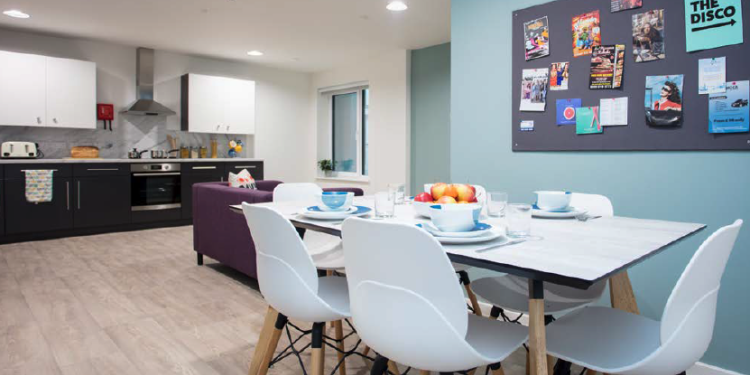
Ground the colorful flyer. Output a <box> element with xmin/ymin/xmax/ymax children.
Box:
<box><xmin>699</xmin><ymin>57</ymin><xmax>727</xmax><ymax>94</ymax></box>
<box><xmin>632</xmin><ymin>10</ymin><xmax>666</xmax><ymax>63</ymax></box>
<box><xmin>709</xmin><ymin>81</ymin><xmax>749</xmax><ymax>133</ymax></box>
<box><xmin>519</xmin><ymin>68</ymin><xmax>549</xmax><ymax>112</ymax></box>
<box><xmin>524</xmin><ymin>16</ymin><xmax>550</xmax><ymax>61</ymax></box>
<box><xmin>549</xmin><ymin>62</ymin><xmax>569</xmax><ymax>91</ymax></box>
<box><xmin>520</xmin><ymin>120</ymin><xmax>535</xmax><ymax>132</ymax></box>
<box><xmin>576</xmin><ymin>106</ymin><xmax>603</xmax><ymax>134</ymax></box>
<box><xmin>611</xmin><ymin>0</ymin><xmax>642</xmax><ymax>13</ymax></box>
<box><xmin>572</xmin><ymin>11</ymin><xmax>601</xmax><ymax>57</ymax></box>
<box><xmin>685</xmin><ymin>0</ymin><xmax>744</xmax><ymax>52</ymax></box>
<box><xmin>599</xmin><ymin>97</ymin><xmax>629</xmax><ymax>126</ymax></box>
<box><xmin>645</xmin><ymin>75</ymin><xmax>684</xmax><ymax>127</ymax></box>
<box><xmin>589</xmin><ymin>45</ymin><xmax>625</xmax><ymax>89</ymax></box>
<box><xmin>557</xmin><ymin>99</ymin><xmax>581</xmax><ymax>125</ymax></box>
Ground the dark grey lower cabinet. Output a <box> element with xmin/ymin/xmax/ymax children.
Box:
<box><xmin>74</xmin><ymin>176</ymin><xmax>131</xmax><ymax>228</ymax></box>
<box><xmin>4</xmin><ymin>178</ymin><xmax>74</xmax><ymax>234</ymax></box>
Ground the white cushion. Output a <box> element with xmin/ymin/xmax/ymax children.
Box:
<box><xmin>228</xmin><ymin>169</ymin><xmax>257</xmax><ymax>189</ymax></box>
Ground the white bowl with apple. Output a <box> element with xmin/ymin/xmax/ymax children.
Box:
<box><xmin>413</xmin><ymin>182</ymin><xmax>479</xmax><ymax>218</ymax></box>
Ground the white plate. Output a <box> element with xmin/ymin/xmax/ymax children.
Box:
<box><xmin>436</xmin><ymin>230</ymin><xmax>506</xmax><ymax>245</ymax></box>
<box><xmin>532</xmin><ymin>206</ymin><xmax>587</xmax><ymax>218</ymax></box>
<box><xmin>421</xmin><ymin>222</ymin><xmax>493</xmax><ymax>238</ymax></box>
<box><xmin>300</xmin><ymin>206</ymin><xmax>371</xmax><ymax>220</ymax></box>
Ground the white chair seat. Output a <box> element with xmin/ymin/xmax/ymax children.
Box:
<box><xmin>465</xmin><ymin>314</ymin><xmax>529</xmax><ymax>361</ymax></box>
<box><xmin>317</xmin><ymin>276</ymin><xmax>350</xmax><ymax>318</ymax></box>
<box><xmin>310</xmin><ymin>240</ymin><xmax>346</xmax><ymax>270</ymax></box>
<box><xmin>546</xmin><ymin>306</ymin><xmax>661</xmax><ymax>372</ymax></box>
<box><xmin>472</xmin><ymin>276</ymin><xmax>593</xmax><ymax>314</ymax></box>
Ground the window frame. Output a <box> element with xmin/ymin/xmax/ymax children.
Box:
<box><xmin>327</xmin><ymin>86</ymin><xmax>368</xmax><ymax>178</ymax></box>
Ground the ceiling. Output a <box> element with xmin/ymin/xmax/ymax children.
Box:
<box><xmin>0</xmin><ymin>0</ymin><xmax>451</xmax><ymax>72</ymax></box>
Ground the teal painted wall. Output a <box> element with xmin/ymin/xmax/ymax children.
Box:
<box><xmin>411</xmin><ymin>43</ymin><xmax>452</xmax><ymax>195</ymax></box>
<box><xmin>448</xmin><ymin>0</ymin><xmax>750</xmax><ymax>372</ymax></box>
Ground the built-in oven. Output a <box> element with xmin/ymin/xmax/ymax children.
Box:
<box><xmin>130</xmin><ymin>163</ymin><xmax>181</xmax><ymax>211</ymax></box>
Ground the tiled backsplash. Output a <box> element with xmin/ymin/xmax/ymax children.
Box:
<box><xmin>0</xmin><ymin>116</ymin><xmax>247</xmax><ymax>159</ymax></box>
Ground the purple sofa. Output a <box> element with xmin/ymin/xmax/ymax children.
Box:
<box><xmin>192</xmin><ymin>181</ymin><xmax>363</xmax><ymax>279</ymax></box>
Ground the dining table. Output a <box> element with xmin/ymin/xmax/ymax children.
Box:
<box><xmin>231</xmin><ymin>196</ymin><xmax>705</xmax><ymax>375</ymax></box>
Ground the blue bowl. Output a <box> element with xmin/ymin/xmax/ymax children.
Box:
<box><xmin>321</xmin><ymin>191</ymin><xmax>349</xmax><ymax>210</ymax></box>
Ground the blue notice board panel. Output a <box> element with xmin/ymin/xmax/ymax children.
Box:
<box><xmin>511</xmin><ymin>0</ymin><xmax>750</xmax><ymax>151</ymax></box>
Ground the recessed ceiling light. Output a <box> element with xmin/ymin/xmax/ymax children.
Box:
<box><xmin>247</xmin><ymin>50</ymin><xmax>263</xmax><ymax>56</ymax></box>
<box><xmin>3</xmin><ymin>9</ymin><xmax>30</xmax><ymax>19</ymax></box>
<box><xmin>386</xmin><ymin>1</ymin><xmax>408</xmax><ymax>11</ymax></box>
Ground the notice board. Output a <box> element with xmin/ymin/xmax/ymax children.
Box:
<box><xmin>511</xmin><ymin>0</ymin><xmax>749</xmax><ymax>151</ymax></box>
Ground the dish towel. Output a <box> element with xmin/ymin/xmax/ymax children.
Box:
<box><xmin>25</xmin><ymin>170</ymin><xmax>54</xmax><ymax>203</ymax></box>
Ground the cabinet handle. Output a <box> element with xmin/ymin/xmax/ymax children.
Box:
<box><xmin>21</xmin><ymin>169</ymin><xmax>58</xmax><ymax>172</ymax></box>
<box><xmin>66</xmin><ymin>181</ymin><xmax>70</xmax><ymax>210</ymax></box>
<box><xmin>77</xmin><ymin>181</ymin><xmax>81</xmax><ymax>210</ymax></box>
<box><xmin>132</xmin><ymin>172</ymin><xmax>180</xmax><ymax>177</ymax></box>
<box><xmin>216</xmin><ymin>125</ymin><xmax>220</xmax><ymax>131</ymax></box>
<box><xmin>191</xmin><ymin>166</ymin><xmax>217</xmax><ymax>170</ymax></box>
<box><xmin>233</xmin><ymin>165</ymin><xmax>256</xmax><ymax>169</ymax></box>
<box><xmin>53</xmin><ymin>118</ymin><xmax>58</xmax><ymax>124</ymax></box>
<box><xmin>86</xmin><ymin>168</ymin><xmax>119</xmax><ymax>171</ymax></box>
<box><xmin>37</xmin><ymin>117</ymin><xmax>42</xmax><ymax>124</ymax></box>
<box><xmin>226</xmin><ymin>125</ymin><xmax>230</xmax><ymax>131</ymax></box>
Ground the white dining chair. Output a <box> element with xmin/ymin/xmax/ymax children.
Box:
<box><xmin>273</xmin><ymin>183</ymin><xmax>345</xmax><ymax>270</ymax></box>
<box><xmin>242</xmin><ymin>203</ymin><xmax>351</xmax><ymax>375</ymax></box>
<box><xmin>423</xmin><ymin>183</ymin><xmax>487</xmax><ymax>316</ymax></box>
<box><xmin>546</xmin><ymin>219</ymin><xmax>743</xmax><ymax>375</ymax></box>
<box><xmin>342</xmin><ymin>217</ymin><xmax>528</xmax><ymax>374</ymax></box>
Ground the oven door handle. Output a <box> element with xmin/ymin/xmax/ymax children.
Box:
<box><xmin>132</xmin><ymin>172</ymin><xmax>181</xmax><ymax>177</ymax></box>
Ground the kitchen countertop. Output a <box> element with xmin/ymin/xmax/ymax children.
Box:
<box><xmin>0</xmin><ymin>158</ymin><xmax>263</xmax><ymax>164</ymax></box>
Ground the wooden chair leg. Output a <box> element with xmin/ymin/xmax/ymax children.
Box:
<box><xmin>525</xmin><ymin>352</ymin><xmax>530</xmax><ymax>375</ymax></box>
<box><xmin>388</xmin><ymin>360</ymin><xmax>400</xmax><ymax>375</ymax></box>
<box><xmin>333</xmin><ymin>320</ymin><xmax>347</xmax><ymax>375</ymax></box>
<box><xmin>465</xmin><ymin>283</ymin><xmax>483</xmax><ymax>316</ymax></box>
<box><xmin>362</xmin><ymin>346</ymin><xmax>372</xmax><ymax>370</ymax></box>
<box><xmin>419</xmin><ymin>371</ymin><xmax>431</xmax><ymax>375</ymax></box>
<box><xmin>258</xmin><ymin>309</ymin><xmax>288</xmax><ymax>375</ymax></box>
<box><xmin>311</xmin><ymin>322</ymin><xmax>326</xmax><ymax>375</ymax></box>
<box><xmin>248</xmin><ymin>307</ymin><xmax>281</xmax><ymax>375</ymax></box>
<box><xmin>528</xmin><ymin>280</ymin><xmax>549</xmax><ymax>375</ymax></box>
<box><xmin>546</xmin><ymin>355</ymin><xmax>555</xmax><ymax>375</ymax></box>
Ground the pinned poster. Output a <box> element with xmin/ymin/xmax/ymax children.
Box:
<box><xmin>519</xmin><ymin>68</ymin><xmax>549</xmax><ymax>112</ymax></box>
<box><xmin>576</xmin><ymin>107</ymin><xmax>603</xmax><ymax>134</ymax></box>
<box><xmin>685</xmin><ymin>0</ymin><xmax>744</xmax><ymax>52</ymax></box>
<box><xmin>600</xmin><ymin>97</ymin><xmax>629</xmax><ymax>126</ymax></box>
<box><xmin>709</xmin><ymin>80</ymin><xmax>749</xmax><ymax>133</ymax></box>
<box><xmin>699</xmin><ymin>57</ymin><xmax>727</xmax><ymax>94</ymax></box>
<box><xmin>556</xmin><ymin>99</ymin><xmax>581</xmax><ymax>125</ymax></box>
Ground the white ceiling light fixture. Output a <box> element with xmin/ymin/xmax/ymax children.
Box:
<box><xmin>246</xmin><ymin>50</ymin><xmax>264</xmax><ymax>56</ymax></box>
<box><xmin>3</xmin><ymin>9</ymin><xmax>30</xmax><ymax>18</ymax></box>
<box><xmin>386</xmin><ymin>1</ymin><xmax>408</xmax><ymax>11</ymax></box>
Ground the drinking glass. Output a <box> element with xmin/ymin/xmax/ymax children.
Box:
<box><xmin>389</xmin><ymin>183</ymin><xmax>405</xmax><ymax>205</ymax></box>
<box><xmin>506</xmin><ymin>203</ymin><xmax>532</xmax><ymax>238</ymax></box>
<box><xmin>375</xmin><ymin>191</ymin><xmax>395</xmax><ymax>218</ymax></box>
<box><xmin>487</xmin><ymin>192</ymin><xmax>508</xmax><ymax>217</ymax></box>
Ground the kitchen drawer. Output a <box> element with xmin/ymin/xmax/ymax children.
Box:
<box><xmin>4</xmin><ymin>164</ymin><xmax>72</xmax><ymax>179</ymax></box>
<box><xmin>183</xmin><ymin>162</ymin><xmax>226</xmax><ymax>175</ymax></box>
<box><xmin>74</xmin><ymin>163</ymin><xmax>130</xmax><ymax>176</ymax></box>
<box><xmin>225</xmin><ymin>162</ymin><xmax>263</xmax><ymax>180</ymax></box>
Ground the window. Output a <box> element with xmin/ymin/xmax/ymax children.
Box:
<box><xmin>329</xmin><ymin>86</ymin><xmax>369</xmax><ymax>177</ymax></box>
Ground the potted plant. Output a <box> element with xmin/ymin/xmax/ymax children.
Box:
<box><xmin>318</xmin><ymin>159</ymin><xmax>336</xmax><ymax>177</ymax></box>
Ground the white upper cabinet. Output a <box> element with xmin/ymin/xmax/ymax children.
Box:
<box><xmin>0</xmin><ymin>50</ymin><xmax>96</xmax><ymax>129</ymax></box>
<box><xmin>46</xmin><ymin>56</ymin><xmax>97</xmax><ymax>129</ymax></box>
<box><xmin>0</xmin><ymin>51</ymin><xmax>47</xmax><ymax>127</ymax></box>
<box><xmin>181</xmin><ymin>73</ymin><xmax>255</xmax><ymax>134</ymax></box>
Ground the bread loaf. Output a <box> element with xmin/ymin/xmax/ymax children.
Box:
<box><xmin>71</xmin><ymin>146</ymin><xmax>100</xmax><ymax>159</ymax></box>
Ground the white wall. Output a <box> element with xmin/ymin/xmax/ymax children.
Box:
<box><xmin>311</xmin><ymin>49</ymin><xmax>411</xmax><ymax>194</ymax></box>
<box><xmin>0</xmin><ymin>27</ymin><xmax>313</xmax><ymax>183</ymax></box>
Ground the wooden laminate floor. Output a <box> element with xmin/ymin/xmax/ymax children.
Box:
<box><xmin>0</xmin><ymin>226</ymin><xmax>547</xmax><ymax>375</ymax></box>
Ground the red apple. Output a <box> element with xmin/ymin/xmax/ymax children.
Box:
<box><xmin>456</xmin><ymin>184</ymin><xmax>476</xmax><ymax>203</ymax></box>
<box><xmin>443</xmin><ymin>184</ymin><xmax>459</xmax><ymax>199</ymax></box>
<box><xmin>436</xmin><ymin>196</ymin><xmax>457</xmax><ymax>204</ymax></box>
<box><xmin>414</xmin><ymin>192</ymin><xmax>433</xmax><ymax>203</ymax></box>
<box><xmin>468</xmin><ymin>196</ymin><xmax>478</xmax><ymax>203</ymax></box>
<box><xmin>431</xmin><ymin>183</ymin><xmax>447</xmax><ymax>200</ymax></box>
<box><xmin>469</xmin><ymin>185</ymin><xmax>476</xmax><ymax>194</ymax></box>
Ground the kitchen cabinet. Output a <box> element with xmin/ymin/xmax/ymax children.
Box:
<box><xmin>46</xmin><ymin>56</ymin><xmax>97</xmax><ymax>129</ymax></box>
<box><xmin>4</xmin><ymin>175</ymin><xmax>74</xmax><ymax>235</ymax></box>
<box><xmin>0</xmin><ymin>50</ymin><xmax>96</xmax><ymax>129</ymax></box>
<box><xmin>181</xmin><ymin>163</ymin><xmax>225</xmax><ymax>219</ymax></box>
<box><xmin>0</xmin><ymin>51</ymin><xmax>47</xmax><ymax>127</ymax></box>
<box><xmin>73</xmin><ymin>165</ymin><xmax>130</xmax><ymax>228</ymax></box>
<box><xmin>225</xmin><ymin>161</ymin><xmax>264</xmax><ymax>180</ymax></box>
<box><xmin>181</xmin><ymin>73</ymin><xmax>255</xmax><ymax>135</ymax></box>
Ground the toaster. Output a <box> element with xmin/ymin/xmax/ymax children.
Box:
<box><xmin>1</xmin><ymin>142</ymin><xmax>41</xmax><ymax>159</ymax></box>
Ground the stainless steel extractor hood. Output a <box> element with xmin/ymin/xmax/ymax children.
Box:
<box><xmin>121</xmin><ymin>48</ymin><xmax>176</xmax><ymax>116</ymax></box>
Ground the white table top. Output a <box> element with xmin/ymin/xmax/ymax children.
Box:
<box><xmin>232</xmin><ymin>198</ymin><xmax>705</xmax><ymax>288</ymax></box>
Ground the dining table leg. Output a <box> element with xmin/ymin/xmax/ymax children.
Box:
<box><xmin>527</xmin><ymin>280</ymin><xmax>549</xmax><ymax>375</ymax></box>
<box><xmin>609</xmin><ymin>271</ymin><xmax>640</xmax><ymax>314</ymax></box>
